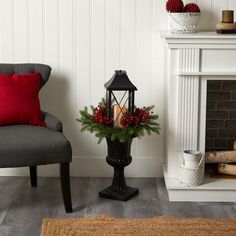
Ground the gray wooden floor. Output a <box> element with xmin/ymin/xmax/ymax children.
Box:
<box><xmin>0</xmin><ymin>177</ymin><xmax>235</xmax><ymax>236</ymax></box>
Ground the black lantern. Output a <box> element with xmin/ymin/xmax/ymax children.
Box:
<box><xmin>105</xmin><ymin>70</ymin><xmax>137</xmax><ymax>122</ymax></box>
<box><xmin>99</xmin><ymin>70</ymin><xmax>139</xmax><ymax>201</ymax></box>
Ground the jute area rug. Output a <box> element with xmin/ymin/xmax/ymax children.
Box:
<box><xmin>40</xmin><ymin>215</ymin><xmax>236</xmax><ymax>236</ymax></box>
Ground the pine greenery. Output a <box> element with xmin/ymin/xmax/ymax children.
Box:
<box><xmin>77</xmin><ymin>105</ymin><xmax>160</xmax><ymax>143</ymax></box>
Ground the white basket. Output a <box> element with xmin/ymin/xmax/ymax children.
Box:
<box><xmin>169</xmin><ymin>12</ymin><xmax>201</xmax><ymax>33</ymax></box>
<box><xmin>179</xmin><ymin>152</ymin><xmax>204</xmax><ymax>186</ymax></box>
<box><xmin>179</xmin><ymin>165</ymin><xmax>204</xmax><ymax>186</ymax></box>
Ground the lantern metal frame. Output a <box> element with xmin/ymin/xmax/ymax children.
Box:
<box><xmin>105</xmin><ymin>70</ymin><xmax>136</xmax><ymax>121</ymax></box>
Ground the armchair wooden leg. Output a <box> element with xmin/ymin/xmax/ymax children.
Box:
<box><xmin>60</xmin><ymin>162</ymin><xmax>72</xmax><ymax>213</ymax></box>
<box><xmin>29</xmin><ymin>166</ymin><xmax>37</xmax><ymax>187</ymax></box>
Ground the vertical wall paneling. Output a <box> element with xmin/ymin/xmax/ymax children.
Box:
<box><xmin>122</xmin><ymin>0</ymin><xmax>137</xmax><ymax>150</ymax></box>
<box><xmin>58</xmin><ymin>0</ymin><xmax>75</xmax><ymax>152</ymax></box>
<box><xmin>198</xmin><ymin>0</ymin><xmax>214</xmax><ymax>30</ymax></box>
<box><xmin>119</xmin><ymin>0</ymin><xmax>124</xmax><ymax>68</ymax></box>
<box><xmin>104</xmin><ymin>0</ymin><xmax>108</xmax><ymax>82</ymax></box>
<box><xmin>13</xmin><ymin>0</ymin><xmax>28</xmax><ymax>62</ymax></box>
<box><xmin>107</xmin><ymin>0</ymin><xmax>120</xmax><ymax>77</ymax></box>
<box><xmin>132</xmin><ymin>0</ymin><xmax>140</xmax><ymax>157</ymax></box>
<box><xmin>229</xmin><ymin>0</ymin><xmax>236</xmax><ymax>11</ymax></box>
<box><xmin>226</xmin><ymin>0</ymin><xmax>230</xmax><ymax>10</ymax></box>
<box><xmin>0</xmin><ymin>0</ymin><xmax>233</xmax><ymax>177</ymax></box>
<box><xmin>132</xmin><ymin>0</ymin><xmax>152</xmax><ymax>157</ymax></box>
<box><xmin>0</xmin><ymin>0</ymin><xmax>14</xmax><ymax>61</ymax></box>
<box><xmin>71</xmin><ymin>0</ymin><xmax>79</xmax><ymax>155</ymax></box>
<box><xmin>151</xmin><ymin>1</ymin><xmax>166</xmax><ymax>167</ymax></box>
<box><xmin>150</xmin><ymin>0</ymin><xmax>159</xmax><ymax>159</ymax></box>
<box><xmin>89</xmin><ymin>0</ymin><xmax>93</xmax><ymax>107</ymax></box>
<box><xmin>149</xmin><ymin>0</ymin><xmax>154</xmax><ymax>158</ymax></box>
<box><xmin>76</xmin><ymin>0</ymin><xmax>92</xmax><ymax>156</ymax></box>
<box><xmin>26</xmin><ymin>0</ymin><xmax>30</xmax><ymax>61</ymax></box>
<box><xmin>29</xmin><ymin>0</ymin><xmax>43</xmax><ymax>62</ymax></box>
<box><xmin>92</xmin><ymin>0</ymin><xmax>105</xmax><ymax>104</ymax></box>
<box><xmin>155</xmin><ymin>0</ymin><xmax>167</xmax><ymax>31</ymax></box>
<box><xmin>91</xmin><ymin>0</ymin><xmax>106</xmax><ymax>156</ymax></box>
<box><xmin>134</xmin><ymin>0</ymin><xmax>139</xmax><ymax>87</ymax></box>
<box><xmin>42</xmin><ymin>0</ymin><xmax>45</xmax><ymax>63</ymax></box>
<box><xmin>213</xmin><ymin>0</ymin><xmax>229</xmax><ymax>25</ymax></box>
<box><xmin>40</xmin><ymin>0</ymin><xmax>60</xmax><ymax>116</ymax></box>
<box><xmin>122</xmin><ymin>0</ymin><xmax>136</xmax><ymax>81</ymax></box>
<box><xmin>43</xmin><ymin>0</ymin><xmax>58</xmax><ymax>68</ymax></box>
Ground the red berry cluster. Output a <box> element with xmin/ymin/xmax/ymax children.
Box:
<box><xmin>166</xmin><ymin>0</ymin><xmax>200</xmax><ymax>13</ymax></box>
<box><xmin>120</xmin><ymin>108</ymin><xmax>150</xmax><ymax>129</ymax></box>
<box><xmin>166</xmin><ymin>0</ymin><xmax>184</xmax><ymax>12</ymax></box>
<box><xmin>183</xmin><ymin>3</ymin><xmax>200</xmax><ymax>13</ymax></box>
<box><xmin>91</xmin><ymin>106</ymin><xmax>112</xmax><ymax>126</ymax></box>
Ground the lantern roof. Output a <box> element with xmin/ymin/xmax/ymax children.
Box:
<box><xmin>105</xmin><ymin>70</ymin><xmax>137</xmax><ymax>91</ymax></box>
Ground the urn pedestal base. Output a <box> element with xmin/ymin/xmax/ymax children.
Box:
<box><xmin>99</xmin><ymin>186</ymin><xmax>139</xmax><ymax>201</ymax></box>
<box><xmin>99</xmin><ymin>138</ymin><xmax>139</xmax><ymax>201</ymax></box>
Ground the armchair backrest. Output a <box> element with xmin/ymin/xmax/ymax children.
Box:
<box><xmin>0</xmin><ymin>63</ymin><xmax>51</xmax><ymax>89</ymax></box>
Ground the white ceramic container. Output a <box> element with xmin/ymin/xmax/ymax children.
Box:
<box><xmin>169</xmin><ymin>12</ymin><xmax>201</xmax><ymax>33</ymax></box>
<box><xmin>179</xmin><ymin>151</ymin><xmax>204</xmax><ymax>186</ymax></box>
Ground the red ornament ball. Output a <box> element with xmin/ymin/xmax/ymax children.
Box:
<box><xmin>166</xmin><ymin>0</ymin><xmax>184</xmax><ymax>13</ymax></box>
<box><xmin>183</xmin><ymin>3</ymin><xmax>200</xmax><ymax>12</ymax></box>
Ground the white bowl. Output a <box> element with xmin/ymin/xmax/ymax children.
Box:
<box><xmin>169</xmin><ymin>12</ymin><xmax>201</xmax><ymax>33</ymax></box>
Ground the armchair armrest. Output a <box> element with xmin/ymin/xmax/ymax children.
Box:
<box><xmin>42</xmin><ymin>111</ymin><xmax>63</xmax><ymax>132</ymax></box>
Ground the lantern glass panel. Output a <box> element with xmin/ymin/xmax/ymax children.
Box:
<box><xmin>110</xmin><ymin>90</ymin><xmax>130</xmax><ymax>127</ymax></box>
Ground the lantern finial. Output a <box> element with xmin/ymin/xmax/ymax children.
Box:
<box><xmin>115</xmin><ymin>70</ymin><xmax>126</xmax><ymax>75</ymax></box>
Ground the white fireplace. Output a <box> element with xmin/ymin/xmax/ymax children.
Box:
<box><xmin>162</xmin><ymin>32</ymin><xmax>236</xmax><ymax>202</ymax></box>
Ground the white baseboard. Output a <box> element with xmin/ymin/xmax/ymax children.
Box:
<box><xmin>0</xmin><ymin>156</ymin><xmax>163</xmax><ymax>177</ymax></box>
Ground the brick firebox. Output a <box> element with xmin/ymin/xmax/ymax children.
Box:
<box><xmin>206</xmin><ymin>80</ymin><xmax>236</xmax><ymax>152</ymax></box>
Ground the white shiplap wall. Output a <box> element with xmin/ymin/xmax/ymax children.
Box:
<box><xmin>0</xmin><ymin>0</ymin><xmax>233</xmax><ymax>177</ymax></box>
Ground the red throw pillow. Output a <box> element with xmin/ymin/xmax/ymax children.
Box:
<box><xmin>0</xmin><ymin>73</ymin><xmax>46</xmax><ymax>126</ymax></box>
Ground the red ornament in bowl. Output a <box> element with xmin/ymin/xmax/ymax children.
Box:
<box><xmin>166</xmin><ymin>0</ymin><xmax>184</xmax><ymax>13</ymax></box>
<box><xmin>183</xmin><ymin>3</ymin><xmax>200</xmax><ymax>13</ymax></box>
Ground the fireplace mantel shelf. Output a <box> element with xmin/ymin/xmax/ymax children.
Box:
<box><xmin>161</xmin><ymin>31</ymin><xmax>236</xmax><ymax>39</ymax></box>
<box><xmin>162</xmin><ymin>31</ymin><xmax>236</xmax><ymax>202</ymax></box>
<box><xmin>176</xmin><ymin>72</ymin><xmax>236</xmax><ymax>76</ymax></box>
<box><xmin>161</xmin><ymin>31</ymin><xmax>236</xmax><ymax>49</ymax></box>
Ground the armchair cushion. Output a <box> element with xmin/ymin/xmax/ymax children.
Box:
<box><xmin>0</xmin><ymin>125</ymin><xmax>72</xmax><ymax>168</ymax></box>
<box><xmin>42</xmin><ymin>111</ymin><xmax>63</xmax><ymax>132</ymax></box>
<box><xmin>0</xmin><ymin>73</ymin><xmax>45</xmax><ymax>127</ymax></box>
<box><xmin>0</xmin><ymin>63</ymin><xmax>51</xmax><ymax>88</ymax></box>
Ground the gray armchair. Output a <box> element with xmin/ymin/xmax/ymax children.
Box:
<box><xmin>0</xmin><ymin>63</ymin><xmax>72</xmax><ymax>213</ymax></box>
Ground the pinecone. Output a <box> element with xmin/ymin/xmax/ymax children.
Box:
<box><xmin>183</xmin><ymin>3</ymin><xmax>200</xmax><ymax>13</ymax></box>
<box><xmin>166</xmin><ymin>0</ymin><xmax>184</xmax><ymax>13</ymax></box>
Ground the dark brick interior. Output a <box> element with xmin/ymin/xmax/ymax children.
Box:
<box><xmin>205</xmin><ymin>80</ymin><xmax>236</xmax><ymax>152</ymax></box>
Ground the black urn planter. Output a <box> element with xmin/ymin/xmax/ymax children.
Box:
<box><xmin>99</xmin><ymin>138</ymin><xmax>139</xmax><ymax>201</ymax></box>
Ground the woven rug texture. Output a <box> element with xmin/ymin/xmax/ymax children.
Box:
<box><xmin>40</xmin><ymin>215</ymin><xmax>236</xmax><ymax>236</ymax></box>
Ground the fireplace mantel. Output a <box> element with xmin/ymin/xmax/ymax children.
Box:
<box><xmin>162</xmin><ymin>31</ymin><xmax>236</xmax><ymax>48</ymax></box>
<box><xmin>162</xmin><ymin>31</ymin><xmax>236</xmax><ymax>202</ymax></box>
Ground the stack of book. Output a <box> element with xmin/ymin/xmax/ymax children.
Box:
<box><xmin>216</xmin><ymin>10</ymin><xmax>236</xmax><ymax>34</ymax></box>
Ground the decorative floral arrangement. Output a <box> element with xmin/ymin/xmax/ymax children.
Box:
<box><xmin>77</xmin><ymin>98</ymin><xmax>160</xmax><ymax>143</ymax></box>
<box><xmin>166</xmin><ymin>0</ymin><xmax>200</xmax><ymax>13</ymax></box>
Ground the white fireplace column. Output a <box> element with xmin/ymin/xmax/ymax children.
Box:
<box><xmin>165</xmin><ymin>46</ymin><xmax>202</xmax><ymax>179</ymax></box>
<box><xmin>162</xmin><ymin>32</ymin><xmax>236</xmax><ymax>202</ymax></box>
